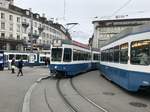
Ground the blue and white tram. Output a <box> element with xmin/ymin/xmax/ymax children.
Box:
<box><xmin>4</xmin><ymin>51</ymin><xmax>51</xmax><ymax>67</ymax></box>
<box><xmin>4</xmin><ymin>52</ymin><xmax>32</xmax><ymax>67</ymax></box>
<box><xmin>100</xmin><ymin>24</ymin><xmax>150</xmax><ymax>91</ymax></box>
<box><xmin>49</xmin><ymin>40</ymin><xmax>93</xmax><ymax>77</ymax></box>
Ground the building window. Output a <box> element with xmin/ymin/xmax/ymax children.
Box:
<box><xmin>1</xmin><ymin>13</ymin><xmax>5</xmax><ymax>19</ymax></box>
<box><xmin>43</xmin><ymin>40</ymin><xmax>45</xmax><ymax>44</ymax></box>
<box><xmin>9</xmin><ymin>15</ymin><xmax>13</xmax><ymax>21</ymax></box>
<box><xmin>17</xmin><ymin>35</ymin><xmax>20</xmax><ymax>40</ymax></box>
<box><xmin>17</xmin><ymin>24</ymin><xmax>20</xmax><ymax>32</ymax></box>
<box><xmin>39</xmin><ymin>39</ymin><xmax>41</xmax><ymax>44</ymax></box>
<box><xmin>9</xmin><ymin>34</ymin><xmax>13</xmax><ymax>38</ymax></box>
<box><xmin>34</xmin><ymin>22</ymin><xmax>37</xmax><ymax>27</ymax></box>
<box><xmin>1</xmin><ymin>22</ymin><xmax>5</xmax><ymax>30</ymax></box>
<box><xmin>42</xmin><ymin>32</ymin><xmax>45</xmax><ymax>37</ymax></box>
<box><xmin>9</xmin><ymin>24</ymin><xmax>13</xmax><ymax>31</ymax></box>
<box><xmin>22</xmin><ymin>27</ymin><xmax>26</xmax><ymax>33</ymax></box>
<box><xmin>1</xmin><ymin>33</ymin><xmax>5</xmax><ymax>38</ymax></box>
<box><xmin>24</xmin><ymin>37</ymin><xmax>27</xmax><ymax>41</ymax></box>
<box><xmin>17</xmin><ymin>17</ymin><xmax>20</xmax><ymax>23</ymax></box>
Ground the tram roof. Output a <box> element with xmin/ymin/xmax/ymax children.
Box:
<box><xmin>102</xmin><ymin>23</ymin><xmax>150</xmax><ymax>47</ymax></box>
<box><xmin>62</xmin><ymin>40</ymin><xmax>90</xmax><ymax>49</ymax></box>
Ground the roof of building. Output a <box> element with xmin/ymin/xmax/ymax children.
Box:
<box><xmin>8</xmin><ymin>4</ymin><xmax>70</xmax><ymax>40</ymax></box>
<box><xmin>102</xmin><ymin>23</ymin><xmax>150</xmax><ymax>47</ymax></box>
<box><xmin>93</xmin><ymin>17</ymin><xmax>150</xmax><ymax>24</ymax></box>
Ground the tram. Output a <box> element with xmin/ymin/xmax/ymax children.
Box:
<box><xmin>49</xmin><ymin>39</ymin><xmax>99</xmax><ymax>77</ymax></box>
<box><xmin>100</xmin><ymin>24</ymin><xmax>150</xmax><ymax>91</ymax></box>
<box><xmin>4</xmin><ymin>51</ymin><xmax>50</xmax><ymax>67</ymax></box>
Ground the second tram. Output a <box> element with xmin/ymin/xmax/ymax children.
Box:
<box><xmin>100</xmin><ymin>24</ymin><xmax>150</xmax><ymax>91</ymax></box>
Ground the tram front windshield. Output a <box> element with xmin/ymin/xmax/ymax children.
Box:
<box><xmin>51</xmin><ymin>48</ymin><xmax>62</xmax><ymax>61</ymax></box>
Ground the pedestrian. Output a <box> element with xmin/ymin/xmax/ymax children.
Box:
<box><xmin>11</xmin><ymin>58</ymin><xmax>15</xmax><ymax>74</ymax></box>
<box><xmin>17</xmin><ymin>59</ymin><xmax>23</xmax><ymax>77</ymax></box>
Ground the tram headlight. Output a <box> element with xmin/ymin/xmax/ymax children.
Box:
<box><xmin>54</xmin><ymin>66</ymin><xmax>58</xmax><ymax>69</ymax></box>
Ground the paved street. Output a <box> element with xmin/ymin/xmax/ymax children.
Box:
<box><xmin>0</xmin><ymin>66</ymin><xmax>49</xmax><ymax>112</ymax></box>
<box><xmin>31</xmin><ymin>71</ymin><xmax>150</xmax><ymax>112</ymax></box>
<box><xmin>30</xmin><ymin>70</ymin><xmax>150</xmax><ymax>112</ymax></box>
<box><xmin>0</xmin><ymin>68</ymin><xmax>150</xmax><ymax>112</ymax></box>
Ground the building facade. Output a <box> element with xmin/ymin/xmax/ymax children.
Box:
<box><xmin>92</xmin><ymin>18</ymin><xmax>150</xmax><ymax>48</ymax></box>
<box><xmin>0</xmin><ymin>0</ymin><xmax>69</xmax><ymax>51</ymax></box>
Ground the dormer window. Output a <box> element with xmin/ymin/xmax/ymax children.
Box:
<box><xmin>36</xmin><ymin>15</ymin><xmax>39</xmax><ymax>19</ymax></box>
<box><xmin>26</xmin><ymin>10</ymin><xmax>30</xmax><ymax>16</ymax></box>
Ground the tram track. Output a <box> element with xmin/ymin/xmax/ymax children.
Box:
<box><xmin>44</xmin><ymin>88</ymin><xmax>54</xmax><ymax>112</ymax></box>
<box><xmin>56</xmin><ymin>78</ymin><xmax>109</xmax><ymax>112</ymax></box>
<box><xmin>57</xmin><ymin>79</ymin><xmax>79</xmax><ymax>112</ymax></box>
<box><xmin>70</xmin><ymin>78</ymin><xmax>109</xmax><ymax>112</ymax></box>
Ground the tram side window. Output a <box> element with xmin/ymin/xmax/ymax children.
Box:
<box><xmin>94</xmin><ymin>54</ymin><xmax>99</xmax><ymax>60</ymax></box>
<box><xmin>22</xmin><ymin>55</ymin><xmax>28</xmax><ymax>61</ymax></box>
<box><xmin>73</xmin><ymin>50</ymin><xmax>78</xmax><ymax>61</ymax></box>
<box><xmin>4</xmin><ymin>55</ymin><xmax>8</xmax><ymax>62</ymax></box>
<box><xmin>63</xmin><ymin>48</ymin><xmax>72</xmax><ymax>62</ymax></box>
<box><xmin>131</xmin><ymin>40</ymin><xmax>150</xmax><ymax>65</ymax></box>
<box><xmin>114</xmin><ymin>46</ymin><xmax>119</xmax><ymax>63</ymax></box>
<box><xmin>108</xmin><ymin>48</ymin><xmax>114</xmax><ymax>62</ymax></box>
<box><xmin>9</xmin><ymin>54</ymin><xmax>15</xmax><ymax>60</ymax></box>
<box><xmin>101</xmin><ymin>50</ymin><xmax>108</xmax><ymax>61</ymax></box>
<box><xmin>40</xmin><ymin>57</ymin><xmax>46</xmax><ymax>62</ymax></box>
<box><xmin>16</xmin><ymin>55</ymin><xmax>22</xmax><ymax>60</ymax></box>
<box><xmin>51</xmin><ymin>48</ymin><xmax>62</xmax><ymax>61</ymax></box>
<box><xmin>120</xmin><ymin>43</ymin><xmax>128</xmax><ymax>64</ymax></box>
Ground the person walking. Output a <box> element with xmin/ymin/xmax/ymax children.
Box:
<box><xmin>17</xmin><ymin>59</ymin><xmax>23</xmax><ymax>77</ymax></box>
<box><xmin>11</xmin><ymin>59</ymin><xmax>15</xmax><ymax>74</ymax></box>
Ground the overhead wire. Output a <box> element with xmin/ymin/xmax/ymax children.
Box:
<box><xmin>110</xmin><ymin>0</ymin><xmax>133</xmax><ymax>17</ymax></box>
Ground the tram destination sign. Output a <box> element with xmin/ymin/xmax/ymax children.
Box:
<box><xmin>53</xmin><ymin>39</ymin><xmax>62</xmax><ymax>47</ymax></box>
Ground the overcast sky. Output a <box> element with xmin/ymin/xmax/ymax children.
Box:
<box><xmin>15</xmin><ymin>0</ymin><xmax>150</xmax><ymax>44</ymax></box>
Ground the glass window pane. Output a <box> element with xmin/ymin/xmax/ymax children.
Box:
<box><xmin>131</xmin><ymin>40</ymin><xmax>150</xmax><ymax>65</ymax></box>
<box><xmin>114</xmin><ymin>46</ymin><xmax>119</xmax><ymax>63</ymax></box>
<box><xmin>51</xmin><ymin>48</ymin><xmax>62</xmax><ymax>61</ymax></box>
<box><xmin>9</xmin><ymin>54</ymin><xmax>15</xmax><ymax>60</ymax></box>
<box><xmin>63</xmin><ymin>48</ymin><xmax>72</xmax><ymax>62</ymax></box>
<box><xmin>120</xmin><ymin>43</ymin><xmax>128</xmax><ymax>64</ymax></box>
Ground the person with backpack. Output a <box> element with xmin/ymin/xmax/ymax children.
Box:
<box><xmin>17</xmin><ymin>59</ymin><xmax>23</xmax><ymax>77</ymax></box>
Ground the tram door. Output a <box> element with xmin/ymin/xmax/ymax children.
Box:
<box><xmin>0</xmin><ymin>51</ymin><xmax>4</xmax><ymax>70</ymax></box>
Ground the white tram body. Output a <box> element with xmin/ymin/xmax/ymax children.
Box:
<box><xmin>100</xmin><ymin>24</ymin><xmax>150</xmax><ymax>91</ymax></box>
<box><xmin>4</xmin><ymin>51</ymin><xmax>50</xmax><ymax>67</ymax></box>
<box><xmin>49</xmin><ymin>40</ymin><xmax>99</xmax><ymax>77</ymax></box>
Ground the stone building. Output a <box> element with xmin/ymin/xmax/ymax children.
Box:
<box><xmin>0</xmin><ymin>0</ymin><xmax>70</xmax><ymax>51</ymax></box>
<box><xmin>92</xmin><ymin>18</ymin><xmax>150</xmax><ymax>48</ymax></box>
